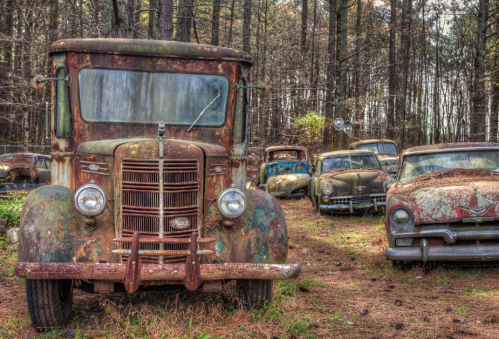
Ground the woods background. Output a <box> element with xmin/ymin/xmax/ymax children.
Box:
<box><xmin>0</xmin><ymin>0</ymin><xmax>498</xmax><ymax>153</ymax></box>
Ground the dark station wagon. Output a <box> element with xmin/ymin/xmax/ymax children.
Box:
<box><xmin>15</xmin><ymin>39</ymin><xmax>300</xmax><ymax>330</ymax></box>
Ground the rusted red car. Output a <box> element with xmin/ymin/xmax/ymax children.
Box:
<box><xmin>385</xmin><ymin>142</ymin><xmax>499</xmax><ymax>265</ymax></box>
<box><xmin>15</xmin><ymin>39</ymin><xmax>300</xmax><ymax>329</ymax></box>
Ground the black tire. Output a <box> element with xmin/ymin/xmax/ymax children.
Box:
<box><xmin>237</xmin><ymin>279</ymin><xmax>273</xmax><ymax>310</ymax></box>
<box><xmin>26</xmin><ymin>279</ymin><xmax>73</xmax><ymax>330</ymax></box>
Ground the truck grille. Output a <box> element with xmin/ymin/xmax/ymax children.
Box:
<box><xmin>119</xmin><ymin>158</ymin><xmax>200</xmax><ymax>263</ymax></box>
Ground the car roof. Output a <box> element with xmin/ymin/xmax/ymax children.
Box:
<box><xmin>318</xmin><ymin>149</ymin><xmax>375</xmax><ymax>159</ymax></box>
<box><xmin>348</xmin><ymin>139</ymin><xmax>397</xmax><ymax>148</ymax></box>
<box><xmin>402</xmin><ymin>142</ymin><xmax>499</xmax><ymax>156</ymax></box>
<box><xmin>265</xmin><ymin>145</ymin><xmax>308</xmax><ymax>153</ymax></box>
<box><xmin>50</xmin><ymin>39</ymin><xmax>254</xmax><ymax>64</ymax></box>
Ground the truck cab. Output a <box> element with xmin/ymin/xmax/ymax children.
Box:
<box><xmin>16</xmin><ymin>39</ymin><xmax>300</xmax><ymax>330</ymax></box>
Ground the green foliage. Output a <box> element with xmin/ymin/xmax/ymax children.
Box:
<box><xmin>0</xmin><ymin>195</ymin><xmax>25</xmax><ymax>227</ymax></box>
<box><xmin>293</xmin><ymin>111</ymin><xmax>325</xmax><ymax>145</ymax></box>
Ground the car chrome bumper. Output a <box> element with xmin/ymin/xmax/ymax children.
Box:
<box><xmin>385</xmin><ymin>239</ymin><xmax>499</xmax><ymax>262</ymax></box>
<box><xmin>320</xmin><ymin>199</ymin><xmax>386</xmax><ymax>214</ymax></box>
<box><xmin>15</xmin><ymin>231</ymin><xmax>301</xmax><ymax>293</ymax></box>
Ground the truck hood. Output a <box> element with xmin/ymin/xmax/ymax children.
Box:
<box><xmin>388</xmin><ymin>180</ymin><xmax>499</xmax><ymax>224</ymax></box>
<box><xmin>320</xmin><ymin>169</ymin><xmax>387</xmax><ymax>196</ymax></box>
<box><xmin>76</xmin><ymin>138</ymin><xmax>229</xmax><ymax>158</ymax></box>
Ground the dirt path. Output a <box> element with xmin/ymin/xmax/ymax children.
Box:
<box><xmin>1</xmin><ymin>199</ymin><xmax>499</xmax><ymax>338</ymax></box>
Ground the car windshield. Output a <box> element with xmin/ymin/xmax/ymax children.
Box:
<box><xmin>399</xmin><ymin>150</ymin><xmax>499</xmax><ymax>183</ymax></box>
<box><xmin>357</xmin><ymin>143</ymin><xmax>397</xmax><ymax>155</ymax></box>
<box><xmin>322</xmin><ymin>155</ymin><xmax>379</xmax><ymax>172</ymax></box>
<box><xmin>268</xmin><ymin>150</ymin><xmax>307</xmax><ymax>162</ymax></box>
<box><xmin>78</xmin><ymin>69</ymin><xmax>229</xmax><ymax>126</ymax></box>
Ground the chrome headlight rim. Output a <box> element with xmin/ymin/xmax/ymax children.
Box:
<box><xmin>322</xmin><ymin>183</ymin><xmax>334</xmax><ymax>196</ymax></box>
<box><xmin>390</xmin><ymin>207</ymin><xmax>414</xmax><ymax>229</ymax></box>
<box><xmin>74</xmin><ymin>184</ymin><xmax>107</xmax><ymax>217</ymax></box>
<box><xmin>217</xmin><ymin>188</ymin><xmax>247</xmax><ymax>219</ymax></box>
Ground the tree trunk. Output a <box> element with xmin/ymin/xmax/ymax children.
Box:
<box><xmin>177</xmin><ymin>0</ymin><xmax>193</xmax><ymax>42</ymax></box>
<box><xmin>227</xmin><ymin>0</ymin><xmax>236</xmax><ymax>47</ymax></box>
<box><xmin>243</xmin><ymin>0</ymin><xmax>252</xmax><ymax>53</ymax></box>
<box><xmin>387</xmin><ymin>0</ymin><xmax>396</xmax><ymax>139</ymax></box>
<box><xmin>148</xmin><ymin>0</ymin><xmax>156</xmax><ymax>38</ymax></box>
<box><xmin>211</xmin><ymin>0</ymin><xmax>221</xmax><ymax>45</ymax></box>
<box><xmin>160</xmin><ymin>0</ymin><xmax>173</xmax><ymax>40</ymax></box>
<box><xmin>323</xmin><ymin>0</ymin><xmax>336</xmax><ymax>148</ymax></box>
<box><xmin>301</xmin><ymin>0</ymin><xmax>308</xmax><ymax>54</ymax></box>
<box><xmin>398</xmin><ymin>0</ymin><xmax>412</xmax><ymax>148</ymax></box>
<box><xmin>471</xmin><ymin>0</ymin><xmax>489</xmax><ymax>141</ymax></box>
<box><xmin>334</xmin><ymin>0</ymin><xmax>348</xmax><ymax>149</ymax></box>
<box><xmin>353</xmin><ymin>0</ymin><xmax>362</xmax><ymax>138</ymax></box>
<box><xmin>111</xmin><ymin>0</ymin><xmax>134</xmax><ymax>38</ymax></box>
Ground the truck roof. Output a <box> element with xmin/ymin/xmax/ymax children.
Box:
<box><xmin>50</xmin><ymin>39</ymin><xmax>254</xmax><ymax>64</ymax></box>
<box><xmin>402</xmin><ymin>142</ymin><xmax>499</xmax><ymax>156</ymax></box>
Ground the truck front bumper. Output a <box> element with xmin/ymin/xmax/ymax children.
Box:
<box><xmin>15</xmin><ymin>231</ymin><xmax>301</xmax><ymax>293</ymax></box>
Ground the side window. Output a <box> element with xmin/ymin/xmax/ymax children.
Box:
<box><xmin>233</xmin><ymin>78</ymin><xmax>247</xmax><ymax>144</ymax></box>
<box><xmin>35</xmin><ymin>158</ymin><xmax>45</xmax><ymax>169</ymax></box>
<box><xmin>55</xmin><ymin>68</ymin><xmax>72</xmax><ymax>138</ymax></box>
<box><xmin>45</xmin><ymin>158</ymin><xmax>51</xmax><ymax>169</ymax></box>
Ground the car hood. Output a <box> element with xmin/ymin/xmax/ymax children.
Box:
<box><xmin>320</xmin><ymin>168</ymin><xmax>387</xmax><ymax>196</ymax></box>
<box><xmin>388</xmin><ymin>180</ymin><xmax>499</xmax><ymax>224</ymax></box>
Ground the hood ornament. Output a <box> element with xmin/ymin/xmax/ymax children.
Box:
<box><xmin>459</xmin><ymin>203</ymin><xmax>495</xmax><ymax>217</ymax></box>
<box><xmin>354</xmin><ymin>186</ymin><xmax>366</xmax><ymax>194</ymax></box>
<box><xmin>158</xmin><ymin>123</ymin><xmax>165</xmax><ymax>158</ymax></box>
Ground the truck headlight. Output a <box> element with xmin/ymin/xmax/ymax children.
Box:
<box><xmin>74</xmin><ymin>184</ymin><xmax>107</xmax><ymax>216</ymax></box>
<box><xmin>322</xmin><ymin>183</ymin><xmax>333</xmax><ymax>196</ymax></box>
<box><xmin>390</xmin><ymin>208</ymin><xmax>413</xmax><ymax>228</ymax></box>
<box><xmin>217</xmin><ymin>188</ymin><xmax>246</xmax><ymax>219</ymax></box>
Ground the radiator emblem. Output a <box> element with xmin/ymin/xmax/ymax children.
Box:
<box><xmin>354</xmin><ymin>186</ymin><xmax>366</xmax><ymax>194</ymax></box>
<box><xmin>170</xmin><ymin>217</ymin><xmax>191</xmax><ymax>230</ymax></box>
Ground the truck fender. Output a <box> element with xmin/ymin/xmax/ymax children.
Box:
<box><xmin>205</xmin><ymin>189</ymin><xmax>288</xmax><ymax>265</ymax></box>
<box><xmin>18</xmin><ymin>185</ymin><xmax>115</xmax><ymax>263</ymax></box>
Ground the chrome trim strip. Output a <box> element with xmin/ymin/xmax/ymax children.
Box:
<box><xmin>82</xmin><ymin>170</ymin><xmax>110</xmax><ymax>175</ymax></box>
<box><xmin>320</xmin><ymin>201</ymin><xmax>386</xmax><ymax>212</ymax></box>
<box><xmin>385</xmin><ymin>244</ymin><xmax>499</xmax><ymax>262</ymax></box>
<box><xmin>388</xmin><ymin>225</ymin><xmax>499</xmax><ymax>247</ymax></box>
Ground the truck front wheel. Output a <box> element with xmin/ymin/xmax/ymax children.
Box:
<box><xmin>26</xmin><ymin>279</ymin><xmax>73</xmax><ymax>330</ymax></box>
<box><xmin>237</xmin><ymin>279</ymin><xmax>273</xmax><ymax>310</ymax></box>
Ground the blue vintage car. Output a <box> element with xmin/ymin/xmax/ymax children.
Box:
<box><xmin>259</xmin><ymin>146</ymin><xmax>311</xmax><ymax>198</ymax></box>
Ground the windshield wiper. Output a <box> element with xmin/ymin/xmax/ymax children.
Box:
<box><xmin>187</xmin><ymin>93</ymin><xmax>221</xmax><ymax>132</ymax></box>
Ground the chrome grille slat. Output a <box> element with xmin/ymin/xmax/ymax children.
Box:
<box><xmin>119</xmin><ymin>158</ymin><xmax>200</xmax><ymax>264</ymax></box>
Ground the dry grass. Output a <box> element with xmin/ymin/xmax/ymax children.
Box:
<box><xmin>1</xmin><ymin>199</ymin><xmax>499</xmax><ymax>338</ymax></box>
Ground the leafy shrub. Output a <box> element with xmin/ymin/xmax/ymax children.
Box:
<box><xmin>0</xmin><ymin>195</ymin><xmax>25</xmax><ymax>227</ymax></box>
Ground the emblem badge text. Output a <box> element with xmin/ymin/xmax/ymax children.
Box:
<box><xmin>170</xmin><ymin>217</ymin><xmax>191</xmax><ymax>230</ymax></box>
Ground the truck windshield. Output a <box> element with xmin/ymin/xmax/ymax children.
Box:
<box><xmin>322</xmin><ymin>155</ymin><xmax>379</xmax><ymax>172</ymax></box>
<box><xmin>78</xmin><ymin>69</ymin><xmax>228</xmax><ymax>126</ymax></box>
<box><xmin>399</xmin><ymin>150</ymin><xmax>499</xmax><ymax>183</ymax></box>
<box><xmin>357</xmin><ymin>143</ymin><xmax>397</xmax><ymax>155</ymax></box>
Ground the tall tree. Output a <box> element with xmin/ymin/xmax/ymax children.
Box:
<box><xmin>301</xmin><ymin>0</ymin><xmax>308</xmax><ymax>54</ymax></box>
<box><xmin>387</xmin><ymin>0</ymin><xmax>396</xmax><ymax>139</ymax></box>
<box><xmin>148</xmin><ymin>0</ymin><xmax>156</xmax><ymax>38</ymax></box>
<box><xmin>176</xmin><ymin>0</ymin><xmax>193</xmax><ymax>42</ymax></box>
<box><xmin>398</xmin><ymin>0</ymin><xmax>412</xmax><ymax>147</ymax></box>
<box><xmin>323</xmin><ymin>0</ymin><xmax>337</xmax><ymax>148</ymax></box>
<box><xmin>159</xmin><ymin>0</ymin><xmax>173</xmax><ymax>40</ymax></box>
<box><xmin>334</xmin><ymin>0</ymin><xmax>348</xmax><ymax>148</ymax></box>
<box><xmin>211</xmin><ymin>0</ymin><xmax>221</xmax><ymax>45</ymax></box>
<box><xmin>111</xmin><ymin>0</ymin><xmax>135</xmax><ymax>38</ymax></box>
<box><xmin>243</xmin><ymin>0</ymin><xmax>252</xmax><ymax>53</ymax></box>
<box><xmin>470</xmin><ymin>0</ymin><xmax>489</xmax><ymax>141</ymax></box>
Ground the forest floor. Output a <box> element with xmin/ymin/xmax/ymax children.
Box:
<box><xmin>1</xmin><ymin>199</ymin><xmax>499</xmax><ymax>338</ymax></box>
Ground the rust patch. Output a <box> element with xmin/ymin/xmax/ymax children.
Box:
<box><xmin>392</xmin><ymin>168</ymin><xmax>499</xmax><ymax>195</ymax></box>
<box><xmin>0</xmin><ymin>156</ymin><xmax>39</xmax><ymax>182</ymax></box>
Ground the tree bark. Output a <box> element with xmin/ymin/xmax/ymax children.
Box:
<box><xmin>111</xmin><ymin>0</ymin><xmax>135</xmax><ymax>38</ymax></box>
<box><xmin>301</xmin><ymin>0</ymin><xmax>308</xmax><ymax>54</ymax></box>
<box><xmin>353</xmin><ymin>0</ymin><xmax>362</xmax><ymax>138</ymax></box>
<box><xmin>387</xmin><ymin>0</ymin><xmax>396</xmax><ymax>139</ymax></box>
<box><xmin>176</xmin><ymin>0</ymin><xmax>193</xmax><ymax>42</ymax></box>
<box><xmin>334</xmin><ymin>0</ymin><xmax>348</xmax><ymax>149</ymax></box>
<box><xmin>160</xmin><ymin>0</ymin><xmax>173</xmax><ymax>40</ymax></box>
<box><xmin>227</xmin><ymin>0</ymin><xmax>236</xmax><ymax>47</ymax></box>
<box><xmin>471</xmin><ymin>0</ymin><xmax>489</xmax><ymax>141</ymax></box>
<box><xmin>323</xmin><ymin>0</ymin><xmax>336</xmax><ymax>148</ymax></box>
<box><xmin>398</xmin><ymin>0</ymin><xmax>412</xmax><ymax>147</ymax></box>
<box><xmin>148</xmin><ymin>0</ymin><xmax>156</xmax><ymax>38</ymax></box>
<box><xmin>243</xmin><ymin>0</ymin><xmax>252</xmax><ymax>53</ymax></box>
<box><xmin>211</xmin><ymin>0</ymin><xmax>221</xmax><ymax>45</ymax></box>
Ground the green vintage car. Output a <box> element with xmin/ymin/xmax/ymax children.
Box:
<box><xmin>309</xmin><ymin>150</ymin><xmax>392</xmax><ymax>215</ymax></box>
<box><xmin>348</xmin><ymin>139</ymin><xmax>399</xmax><ymax>178</ymax></box>
<box><xmin>259</xmin><ymin>146</ymin><xmax>311</xmax><ymax>198</ymax></box>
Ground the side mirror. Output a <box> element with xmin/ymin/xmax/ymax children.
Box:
<box><xmin>256</xmin><ymin>83</ymin><xmax>270</xmax><ymax>98</ymax></box>
<box><xmin>31</xmin><ymin>75</ymin><xmax>46</xmax><ymax>91</ymax></box>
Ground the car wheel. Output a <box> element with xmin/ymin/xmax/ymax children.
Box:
<box><xmin>26</xmin><ymin>279</ymin><xmax>73</xmax><ymax>330</ymax></box>
<box><xmin>237</xmin><ymin>279</ymin><xmax>273</xmax><ymax>310</ymax></box>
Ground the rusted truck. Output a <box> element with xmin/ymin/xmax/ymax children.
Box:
<box><xmin>348</xmin><ymin>139</ymin><xmax>399</xmax><ymax>177</ymax></box>
<box><xmin>15</xmin><ymin>39</ymin><xmax>300</xmax><ymax>329</ymax></box>
<box><xmin>259</xmin><ymin>146</ymin><xmax>311</xmax><ymax>198</ymax></box>
<box><xmin>309</xmin><ymin>150</ymin><xmax>391</xmax><ymax>215</ymax></box>
<box><xmin>385</xmin><ymin>142</ymin><xmax>499</xmax><ymax>266</ymax></box>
